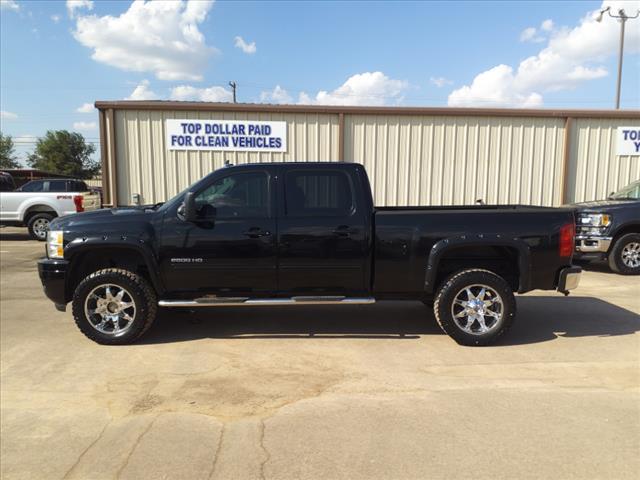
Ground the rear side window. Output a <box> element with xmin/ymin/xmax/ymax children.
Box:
<box><xmin>285</xmin><ymin>170</ymin><xmax>355</xmax><ymax>217</ymax></box>
<box><xmin>47</xmin><ymin>180</ymin><xmax>68</xmax><ymax>192</ymax></box>
<box><xmin>20</xmin><ymin>181</ymin><xmax>44</xmax><ymax>192</ymax></box>
<box><xmin>70</xmin><ymin>180</ymin><xmax>88</xmax><ymax>191</ymax></box>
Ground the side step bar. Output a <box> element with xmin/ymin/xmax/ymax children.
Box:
<box><xmin>158</xmin><ymin>296</ymin><xmax>375</xmax><ymax>307</ymax></box>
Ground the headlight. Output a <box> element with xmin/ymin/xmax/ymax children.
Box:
<box><xmin>577</xmin><ymin>213</ymin><xmax>611</xmax><ymax>227</ymax></box>
<box><xmin>47</xmin><ymin>230</ymin><xmax>64</xmax><ymax>259</ymax></box>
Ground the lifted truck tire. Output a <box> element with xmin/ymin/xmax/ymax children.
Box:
<box><xmin>608</xmin><ymin>233</ymin><xmax>640</xmax><ymax>275</ymax></box>
<box><xmin>72</xmin><ymin>268</ymin><xmax>157</xmax><ymax>345</ymax></box>
<box><xmin>434</xmin><ymin>269</ymin><xmax>516</xmax><ymax>346</ymax></box>
<box><xmin>27</xmin><ymin>213</ymin><xmax>54</xmax><ymax>241</ymax></box>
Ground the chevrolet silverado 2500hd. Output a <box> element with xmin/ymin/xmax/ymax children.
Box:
<box><xmin>37</xmin><ymin>163</ymin><xmax>581</xmax><ymax>346</ymax></box>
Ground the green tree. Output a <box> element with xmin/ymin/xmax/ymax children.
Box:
<box><xmin>0</xmin><ymin>132</ymin><xmax>20</xmax><ymax>169</ymax></box>
<box><xmin>27</xmin><ymin>130</ymin><xmax>99</xmax><ymax>179</ymax></box>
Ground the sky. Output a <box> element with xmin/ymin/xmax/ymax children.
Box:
<box><xmin>1</xmin><ymin>0</ymin><xmax>639</xmax><ymax>165</ymax></box>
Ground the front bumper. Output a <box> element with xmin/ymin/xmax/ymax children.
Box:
<box><xmin>557</xmin><ymin>266</ymin><xmax>582</xmax><ymax>294</ymax></box>
<box><xmin>575</xmin><ymin>235</ymin><xmax>612</xmax><ymax>253</ymax></box>
<box><xmin>37</xmin><ymin>258</ymin><xmax>69</xmax><ymax>310</ymax></box>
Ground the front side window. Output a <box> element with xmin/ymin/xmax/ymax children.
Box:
<box><xmin>195</xmin><ymin>172</ymin><xmax>269</xmax><ymax>218</ymax></box>
<box><xmin>285</xmin><ymin>170</ymin><xmax>355</xmax><ymax>217</ymax></box>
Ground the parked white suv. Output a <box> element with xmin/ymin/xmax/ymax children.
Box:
<box><xmin>0</xmin><ymin>178</ymin><xmax>101</xmax><ymax>240</ymax></box>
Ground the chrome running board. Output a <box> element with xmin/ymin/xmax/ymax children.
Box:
<box><xmin>158</xmin><ymin>296</ymin><xmax>375</xmax><ymax>307</ymax></box>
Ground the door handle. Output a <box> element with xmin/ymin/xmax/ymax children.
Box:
<box><xmin>332</xmin><ymin>225</ymin><xmax>356</xmax><ymax>237</ymax></box>
<box><xmin>243</xmin><ymin>228</ymin><xmax>271</xmax><ymax>238</ymax></box>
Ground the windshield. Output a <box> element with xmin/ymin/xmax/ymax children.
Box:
<box><xmin>609</xmin><ymin>181</ymin><xmax>640</xmax><ymax>200</ymax></box>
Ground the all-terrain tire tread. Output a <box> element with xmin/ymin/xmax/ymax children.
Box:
<box><xmin>433</xmin><ymin>268</ymin><xmax>516</xmax><ymax>346</ymax></box>
<box><xmin>72</xmin><ymin>268</ymin><xmax>157</xmax><ymax>345</ymax></box>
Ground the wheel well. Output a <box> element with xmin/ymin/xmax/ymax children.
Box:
<box><xmin>611</xmin><ymin>225</ymin><xmax>640</xmax><ymax>247</ymax></box>
<box><xmin>434</xmin><ymin>245</ymin><xmax>520</xmax><ymax>291</ymax></box>
<box><xmin>66</xmin><ymin>248</ymin><xmax>152</xmax><ymax>301</ymax></box>
<box><xmin>24</xmin><ymin>206</ymin><xmax>57</xmax><ymax>223</ymax></box>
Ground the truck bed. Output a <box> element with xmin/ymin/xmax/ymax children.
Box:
<box><xmin>373</xmin><ymin>204</ymin><xmax>575</xmax><ymax>295</ymax></box>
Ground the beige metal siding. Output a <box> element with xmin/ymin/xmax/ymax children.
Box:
<box><xmin>345</xmin><ymin>115</ymin><xmax>566</xmax><ymax>206</ymax></box>
<box><xmin>107</xmin><ymin>104</ymin><xmax>639</xmax><ymax>207</ymax></box>
<box><xmin>567</xmin><ymin>118</ymin><xmax>640</xmax><ymax>203</ymax></box>
<box><xmin>114</xmin><ymin>109</ymin><xmax>340</xmax><ymax>205</ymax></box>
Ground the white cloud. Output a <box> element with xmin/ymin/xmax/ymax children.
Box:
<box><xmin>234</xmin><ymin>35</ymin><xmax>256</xmax><ymax>54</ymax></box>
<box><xmin>448</xmin><ymin>65</ymin><xmax>544</xmax><ymax>108</ymax></box>
<box><xmin>73</xmin><ymin>0</ymin><xmax>216</xmax><ymax>81</ymax></box>
<box><xmin>519</xmin><ymin>27</ymin><xmax>540</xmax><ymax>43</ymax></box>
<box><xmin>449</xmin><ymin>1</ymin><xmax>638</xmax><ymax>107</ymax></box>
<box><xmin>76</xmin><ymin>103</ymin><xmax>94</xmax><ymax>113</ymax></box>
<box><xmin>73</xmin><ymin>121</ymin><xmax>97</xmax><ymax>130</ymax></box>
<box><xmin>126</xmin><ymin>80</ymin><xmax>159</xmax><ymax>100</ymax></box>
<box><xmin>260</xmin><ymin>85</ymin><xmax>293</xmax><ymax>104</ymax></box>
<box><xmin>51</xmin><ymin>14</ymin><xmax>62</xmax><ymax>23</ymax></box>
<box><xmin>1</xmin><ymin>110</ymin><xmax>18</xmax><ymax>119</ymax></box>
<box><xmin>170</xmin><ymin>85</ymin><xmax>232</xmax><ymax>102</ymax></box>
<box><xmin>66</xmin><ymin>0</ymin><xmax>93</xmax><ymax>18</ymax></box>
<box><xmin>299</xmin><ymin>71</ymin><xmax>409</xmax><ymax>106</ymax></box>
<box><xmin>0</xmin><ymin>0</ymin><xmax>19</xmax><ymax>12</ymax></box>
<box><xmin>430</xmin><ymin>76</ymin><xmax>453</xmax><ymax>88</ymax></box>
<box><xmin>520</xmin><ymin>19</ymin><xmax>556</xmax><ymax>43</ymax></box>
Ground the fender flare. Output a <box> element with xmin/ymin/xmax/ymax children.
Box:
<box><xmin>64</xmin><ymin>236</ymin><xmax>165</xmax><ymax>295</ymax></box>
<box><xmin>424</xmin><ymin>234</ymin><xmax>532</xmax><ymax>294</ymax></box>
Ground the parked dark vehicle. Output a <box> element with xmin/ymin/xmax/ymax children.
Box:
<box><xmin>0</xmin><ymin>171</ymin><xmax>16</xmax><ymax>192</ymax></box>
<box><xmin>38</xmin><ymin>163</ymin><xmax>581</xmax><ymax>346</ymax></box>
<box><xmin>571</xmin><ymin>180</ymin><xmax>640</xmax><ymax>275</ymax></box>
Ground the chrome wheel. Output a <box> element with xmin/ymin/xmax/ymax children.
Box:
<box><xmin>621</xmin><ymin>242</ymin><xmax>640</xmax><ymax>268</ymax></box>
<box><xmin>84</xmin><ymin>284</ymin><xmax>136</xmax><ymax>337</ymax></box>
<box><xmin>32</xmin><ymin>218</ymin><xmax>49</xmax><ymax>239</ymax></box>
<box><xmin>451</xmin><ymin>284</ymin><xmax>504</xmax><ymax>335</ymax></box>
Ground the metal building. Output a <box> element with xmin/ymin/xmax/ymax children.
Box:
<box><xmin>95</xmin><ymin>101</ymin><xmax>640</xmax><ymax>207</ymax></box>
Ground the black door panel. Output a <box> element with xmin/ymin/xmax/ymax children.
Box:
<box><xmin>277</xmin><ymin>168</ymin><xmax>368</xmax><ymax>294</ymax></box>
<box><xmin>159</xmin><ymin>170</ymin><xmax>277</xmax><ymax>296</ymax></box>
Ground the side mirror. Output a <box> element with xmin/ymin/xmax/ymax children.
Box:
<box><xmin>182</xmin><ymin>191</ymin><xmax>197</xmax><ymax>222</ymax></box>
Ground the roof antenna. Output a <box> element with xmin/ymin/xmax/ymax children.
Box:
<box><xmin>224</xmin><ymin>159</ymin><xmax>233</xmax><ymax>167</ymax></box>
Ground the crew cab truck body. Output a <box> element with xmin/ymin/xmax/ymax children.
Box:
<box><xmin>38</xmin><ymin>163</ymin><xmax>581</xmax><ymax>346</ymax></box>
<box><xmin>571</xmin><ymin>180</ymin><xmax>640</xmax><ymax>275</ymax></box>
<box><xmin>0</xmin><ymin>178</ymin><xmax>101</xmax><ymax>240</ymax></box>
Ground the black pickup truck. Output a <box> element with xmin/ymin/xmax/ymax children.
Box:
<box><xmin>38</xmin><ymin>162</ymin><xmax>581</xmax><ymax>346</ymax></box>
<box><xmin>572</xmin><ymin>180</ymin><xmax>640</xmax><ymax>275</ymax></box>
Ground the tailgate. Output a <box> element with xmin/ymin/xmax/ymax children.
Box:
<box><xmin>81</xmin><ymin>191</ymin><xmax>101</xmax><ymax>211</ymax></box>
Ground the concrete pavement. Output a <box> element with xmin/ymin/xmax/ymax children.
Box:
<box><xmin>1</xmin><ymin>227</ymin><xmax>638</xmax><ymax>479</ymax></box>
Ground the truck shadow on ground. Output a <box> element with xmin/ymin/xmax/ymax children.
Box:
<box><xmin>0</xmin><ymin>231</ymin><xmax>33</xmax><ymax>241</ymax></box>
<box><xmin>141</xmin><ymin>296</ymin><xmax>640</xmax><ymax>346</ymax></box>
<box><xmin>577</xmin><ymin>260</ymin><xmax>620</xmax><ymax>275</ymax></box>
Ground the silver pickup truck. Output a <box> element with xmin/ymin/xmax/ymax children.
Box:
<box><xmin>0</xmin><ymin>178</ymin><xmax>101</xmax><ymax>240</ymax></box>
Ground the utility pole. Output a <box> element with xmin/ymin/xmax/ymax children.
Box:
<box><xmin>596</xmin><ymin>7</ymin><xmax>640</xmax><ymax>109</ymax></box>
<box><xmin>228</xmin><ymin>81</ymin><xmax>237</xmax><ymax>103</ymax></box>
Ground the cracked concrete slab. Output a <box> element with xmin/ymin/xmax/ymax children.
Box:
<box><xmin>1</xmin><ymin>228</ymin><xmax>639</xmax><ymax>479</ymax></box>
